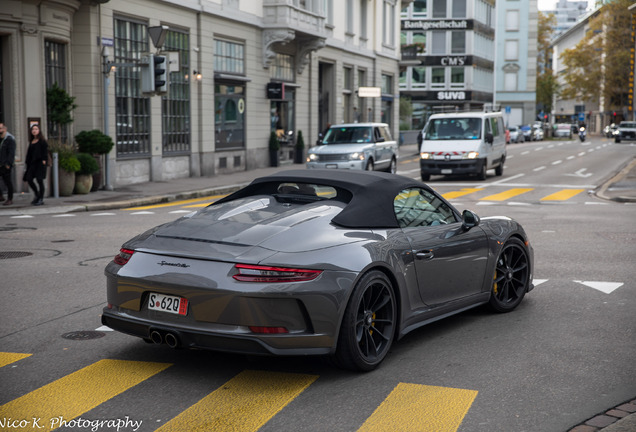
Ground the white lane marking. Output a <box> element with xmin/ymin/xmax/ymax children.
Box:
<box><xmin>10</xmin><ymin>215</ymin><xmax>34</xmax><ymax>218</ymax></box>
<box><xmin>91</xmin><ymin>212</ymin><xmax>117</xmax><ymax>216</ymax></box>
<box><xmin>573</xmin><ymin>281</ymin><xmax>624</xmax><ymax>294</ymax></box>
<box><xmin>533</xmin><ymin>166</ymin><xmax>547</xmax><ymax>172</ymax></box>
<box><xmin>52</xmin><ymin>214</ymin><xmax>76</xmax><ymax>217</ymax></box>
<box><xmin>533</xmin><ymin>279</ymin><xmax>549</xmax><ymax>286</ymax></box>
<box><xmin>130</xmin><ymin>211</ymin><xmax>155</xmax><ymax>215</ymax></box>
<box><xmin>552</xmin><ymin>160</ymin><xmax>563</xmax><ymax>165</ymax></box>
<box><xmin>95</xmin><ymin>326</ymin><xmax>113</xmax><ymax>331</ymax></box>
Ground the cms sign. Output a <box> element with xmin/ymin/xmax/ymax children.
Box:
<box><xmin>441</xmin><ymin>56</ymin><xmax>466</xmax><ymax>66</ymax></box>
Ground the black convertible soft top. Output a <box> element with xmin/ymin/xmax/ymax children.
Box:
<box><xmin>214</xmin><ymin>169</ymin><xmax>447</xmax><ymax>229</ymax></box>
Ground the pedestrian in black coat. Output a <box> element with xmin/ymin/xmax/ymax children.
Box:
<box><xmin>24</xmin><ymin>124</ymin><xmax>48</xmax><ymax>206</ymax></box>
<box><xmin>0</xmin><ymin>122</ymin><xmax>17</xmax><ymax>205</ymax></box>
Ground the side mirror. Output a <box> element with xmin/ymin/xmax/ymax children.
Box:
<box><xmin>462</xmin><ymin>209</ymin><xmax>480</xmax><ymax>230</ymax></box>
<box><xmin>485</xmin><ymin>133</ymin><xmax>494</xmax><ymax>144</ymax></box>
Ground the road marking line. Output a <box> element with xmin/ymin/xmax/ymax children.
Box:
<box><xmin>442</xmin><ymin>188</ymin><xmax>484</xmax><ymax>200</ymax></box>
<box><xmin>0</xmin><ymin>359</ymin><xmax>171</xmax><ymax>432</ymax></box>
<box><xmin>540</xmin><ymin>189</ymin><xmax>585</xmax><ymax>201</ymax></box>
<box><xmin>358</xmin><ymin>383</ymin><xmax>478</xmax><ymax>432</ymax></box>
<box><xmin>156</xmin><ymin>370</ymin><xmax>317</xmax><ymax>432</ymax></box>
<box><xmin>533</xmin><ymin>166</ymin><xmax>546</xmax><ymax>172</ymax></box>
<box><xmin>573</xmin><ymin>281</ymin><xmax>624</xmax><ymax>294</ymax></box>
<box><xmin>0</xmin><ymin>352</ymin><xmax>32</xmax><ymax>368</ymax></box>
<box><xmin>125</xmin><ymin>194</ymin><xmax>228</xmax><ymax>210</ymax></box>
<box><xmin>479</xmin><ymin>188</ymin><xmax>533</xmax><ymax>201</ymax></box>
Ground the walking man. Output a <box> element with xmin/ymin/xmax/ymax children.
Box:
<box><xmin>0</xmin><ymin>122</ymin><xmax>16</xmax><ymax>206</ymax></box>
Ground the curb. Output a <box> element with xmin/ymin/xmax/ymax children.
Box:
<box><xmin>594</xmin><ymin>157</ymin><xmax>636</xmax><ymax>203</ymax></box>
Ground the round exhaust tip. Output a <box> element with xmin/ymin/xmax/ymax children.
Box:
<box><xmin>165</xmin><ymin>332</ymin><xmax>179</xmax><ymax>348</ymax></box>
<box><xmin>150</xmin><ymin>330</ymin><xmax>163</xmax><ymax>344</ymax></box>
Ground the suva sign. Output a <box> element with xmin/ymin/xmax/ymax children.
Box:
<box><xmin>437</xmin><ymin>91</ymin><xmax>466</xmax><ymax>100</ymax></box>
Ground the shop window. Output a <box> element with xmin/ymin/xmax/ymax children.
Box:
<box><xmin>215</xmin><ymin>83</ymin><xmax>245</xmax><ymax>150</ymax></box>
<box><xmin>114</xmin><ymin>17</ymin><xmax>151</xmax><ymax>157</ymax></box>
<box><xmin>162</xmin><ymin>29</ymin><xmax>190</xmax><ymax>155</ymax></box>
<box><xmin>214</xmin><ymin>39</ymin><xmax>245</xmax><ymax>74</ymax></box>
<box><xmin>44</xmin><ymin>40</ymin><xmax>68</xmax><ymax>143</ymax></box>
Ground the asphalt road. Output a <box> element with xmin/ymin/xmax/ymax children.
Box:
<box><xmin>0</xmin><ymin>135</ymin><xmax>634</xmax><ymax>432</ymax></box>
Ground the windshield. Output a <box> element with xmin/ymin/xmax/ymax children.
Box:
<box><xmin>424</xmin><ymin>118</ymin><xmax>482</xmax><ymax>140</ymax></box>
<box><xmin>323</xmin><ymin>126</ymin><xmax>373</xmax><ymax>144</ymax></box>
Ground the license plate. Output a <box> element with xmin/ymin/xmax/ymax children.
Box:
<box><xmin>325</xmin><ymin>164</ymin><xmax>338</xmax><ymax>169</ymax></box>
<box><xmin>441</xmin><ymin>169</ymin><xmax>453</xmax><ymax>174</ymax></box>
<box><xmin>148</xmin><ymin>292</ymin><xmax>188</xmax><ymax>315</ymax></box>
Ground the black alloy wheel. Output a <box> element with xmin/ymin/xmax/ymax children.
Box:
<box><xmin>334</xmin><ymin>270</ymin><xmax>396</xmax><ymax>371</ymax></box>
<box><xmin>489</xmin><ymin>237</ymin><xmax>530</xmax><ymax>313</ymax></box>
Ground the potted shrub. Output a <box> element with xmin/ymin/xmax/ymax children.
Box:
<box><xmin>75</xmin><ymin>129</ymin><xmax>114</xmax><ymax>191</ymax></box>
<box><xmin>294</xmin><ymin>130</ymin><xmax>305</xmax><ymax>164</ymax></box>
<box><xmin>269</xmin><ymin>131</ymin><xmax>280</xmax><ymax>167</ymax></box>
<box><xmin>74</xmin><ymin>152</ymin><xmax>100</xmax><ymax>194</ymax></box>
<box><xmin>49</xmin><ymin>142</ymin><xmax>80</xmax><ymax>197</ymax></box>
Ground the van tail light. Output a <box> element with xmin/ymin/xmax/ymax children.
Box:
<box><xmin>233</xmin><ymin>264</ymin><xmax>322</xmax><ymax>283</ymax></box>
<box><xmin>114</xmin><ymin>248</ymin><xmax>135</xmax><ymax>266</ymax></box>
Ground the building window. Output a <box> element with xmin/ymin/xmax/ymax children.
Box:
<box><xmin>215</xmin><ymin>83</ymin><xmax>245</xmax><ymax>150</ymax></box>
<box><xmin>505</xmin><ymin>40</ymin><xmax>519</xmax><ymax>61</ymax></box>
<box><xmin>506</xmin><ymin>10</ymin><xmax>520</xmax><ymax>31</ymax></box>
<box><xmin>412</xmin><ymin>67</ymin><xmax>427</xmax><ymax>88</ymax></box>
<box><xmin>504</xmin><ymin>71</ymin><xmax>517</xmax><ymax>91</ymax></box>
<box><xmin>413</xmin><ymin>0</ymin><xmax>427</xmax><ymax>17</ymax></box>
<box><xmin>344</xmin><ymin>66</ymin><xmax>352</xmax><ymax>122</ymax></box>
<box><xmin>270</xmin><ymin>53</ymin><xmax>295</xmax><ymax>82</ymax></box>
<box><xmin>452</xmin><ymin>0</ymin><xmax>466</xmax><ymax>18</ymax></box>
<box><xmin>451</xmin><ymin>31</ymin><xmax>465</xmax><ymax>54</ymax></box>
<box><xmin>433</xmin><ymin>0</ymin><xmax>446</xmax><ymax>18</ymax></box>
<box><xmin>381</xmin><ymin>74</ymin><xmax>393</xmax><ymax>94</ymax></box>
<box><xmin>162</xmin><ymin>30</ymin><xmax>190</xmax><ymax>155</ymax></box>
<box><xmin>44</xmin><ymin>40</ymin><xmax>68</xmax><ymax>143</ymax></box>
<box><xmin>431</xmin><ymin>31</ymin><xmax>445</xmax><ymax>54</ymax></box>
<box><xmin>450</xmin><ymin>67</ymin><xmax>464</xmax><ymax>88</ymax></box>
<box><xmin>360</xmin><ymin>0</ymin><xmax>368</xmax><ymax>39</ymax></box>
<box><xmin>358</xmin><ymin>68</ymin><xmax>367</xmax><ymax>118</ymax></box>
<box><xmin>346</xmin><ymin>0</ymin><xmax>354</xmax><ymax>34</ymax></box>
<box><xmin>114</xmin><ymin>17</ymin><xmax>150</xmax><ymax>157</ymax></box>
<box><xmin>431</xmin><ymin>67</ymin><xmax>445</xmax><ymax>88</ymax></box>
<box><xmin>214</xmin><ymin>39</ymin><xmax>245</xmax><ymax>74</ymax></box>
<box><xmin>383</xmin><ymin>1</ymin><xmax>396</xmax><ymax>46</ymax></box>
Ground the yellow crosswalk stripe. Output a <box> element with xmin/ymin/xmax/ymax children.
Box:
<box><xmin>0</xmin><ymin>359</ymin><xmax>171</xmax><ymax>432</ymax></box>
<box><xmin>442</xmin><ymin>188</ymin><xmax>484</xmax><ymax>200</ymax></box>
<box><xmin>0</xmin><ymin>352</ymin><xmax>32</xmax><ymax>368</ymax></box>
<box><xmin>480</xmin><ymin>188</ymin><xmax>534</xmax><ymax>201</ymax></box>
<box><xmin>358</xmin><ymin>383</ymin><xmax>478</xmax><ymax>432</ymax></box>
<box><xmin>156</xmin><ymin>370</ymin><xmax>318</xmax><ymax>432</ymax></box>
<box><xmin>540</xmin><ymin>189</ymin><xmax>585</xmax><ymax>201</ymax></box>
<box><xmin>124</xmin><ymin>194</ymin><xmax>227</xmax><ymax>210</ymax></box>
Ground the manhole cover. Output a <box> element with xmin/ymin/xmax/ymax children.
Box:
<box><xmin>61</xmin><ymin>331</ymin><xmax>106</xmax><ymax>340</ymax></box>
<box><xmin>0</xmin><ymin>251</ymin><xmax>33</xmax><ymax>259</ymax></box>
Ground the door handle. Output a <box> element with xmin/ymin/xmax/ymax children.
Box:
<box><xmin>415</xmin><ymin>250</ymin><xmax>434</xmax><ymax>260</ymax></box>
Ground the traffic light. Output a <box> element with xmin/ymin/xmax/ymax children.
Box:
<box><xmin>154</xmin><ymin>54</ymin><xmax>168</xmax><ymax>94</ymax></box>
<box><xmin>140</xmin><ymin>54</ymin><xmax>155</xmax><ymax>94</ymax></box>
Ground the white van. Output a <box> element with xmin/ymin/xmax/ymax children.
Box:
<box><xmin>418</xmin><ymin>112</ymin><xmax>506</xmax><ymax>181</ymax></box>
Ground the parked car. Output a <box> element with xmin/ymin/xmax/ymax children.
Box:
<box><xmin>532</xmin><ymin>126</ymin><xmax>544</xmax><ymax>141</ymax></box>
<box><xmin>306</xmin><ymin>123</ymin><xmax>397</xmax><ymax>173</ymax></box>
<box><xmin>508</xmin><ymin>126</ymin><xmax>523</xmax><ymax>143</ymax></box>
<box><xmin>102</xmin><ymin>169</ymin><xmax>534</xmax><ymax>371</ymax></box>
<box><xmin>554</xmin><ymin>123</ymin><xmax>573</xmax><ymax>138</ymax></box>
<box><xmin>520</xmin><ymin>125</ymin><xmax>533</xmax><ymax>141</ymax></box>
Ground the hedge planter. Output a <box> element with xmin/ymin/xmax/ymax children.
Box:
<box><xmin>74</xmin><ymin>174</ymin><xmax>93</xmax><ymax>195</ymax></box>
<box><xmin>58</xmin><ymin>169</ymin><xmax>76</xmax><ymax>197</ymax></box>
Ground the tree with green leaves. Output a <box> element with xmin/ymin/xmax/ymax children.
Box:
<box><xmin>536</xmin><ymin>11</ymin><xmax>559</xmax><ymax>115</ymax></box>
<box><xmin>559</xmin><ymin>0</ymin><xmax>632</xmax><ymax>115</ymax></box>
<box><xmin>46</xmin><ymin>82</ymin><xmax>77</xmax><ymax>143</ymax></box>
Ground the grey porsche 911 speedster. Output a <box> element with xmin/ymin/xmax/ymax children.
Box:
<box><xmin>102</xmin><ymin>169</ymin><xmax>534</xmax><ymax>371</ymax></box>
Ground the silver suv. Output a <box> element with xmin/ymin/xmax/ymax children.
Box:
<box><xmin>306</xmin><ymin>123</ymin><xmax>398</xmax><ymax>173</ymax></box>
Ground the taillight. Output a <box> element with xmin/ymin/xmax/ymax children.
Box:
<box><xmin>233</xmin><ymin>264</ymin><xmax>322</xmax><ymax>282</ymax></box>
<box><xmin>114</xmin><ymin>248</ymin><xmax>135</xmax><ymax>266</ymax></box>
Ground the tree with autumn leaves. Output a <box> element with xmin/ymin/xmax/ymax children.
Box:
<box><xmin>536</xmin><ymin>11</ymin><xmax>559</xmax><ymax>117</ymax></box>
<box><xmin>558</xmin><ymin>0</ymin><xmax>632</xmax><ymax>117</ymax></box>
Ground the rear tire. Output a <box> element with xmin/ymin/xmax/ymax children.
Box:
<box><xmin>333</xmin><ymin>270</ymin><xmax>396</xmax><ymax>371</ymax></box>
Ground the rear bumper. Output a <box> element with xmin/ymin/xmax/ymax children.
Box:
<box><xmin>101</xmin><ymin>308</ymin><xmax>335</xmax><ymax>356</ymax></box>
